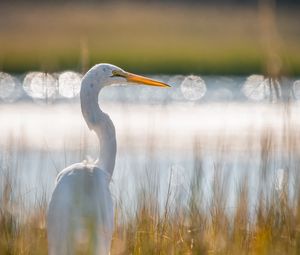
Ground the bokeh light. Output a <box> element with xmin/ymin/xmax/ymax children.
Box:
<box><xmin>293</xmin><ymin>80</ymin><xmax>300</xmax><ymax>100</ymax></box>
<box><xmin>242</xmin><ymin>75</ymin><xmax>271</xmax><ymax>101</ymax></box>
<box><xmin>0</xmin><ymin>72</ymin><xmax>22</xmax><ymax>103</ymax></box>
<box><xmin>58</xmin><ymin>71</ymin><xmax>82</xmax><ymax>98</ymax></box>
<box><xmin>23</xmin><ymin>72</ymin><xmax>57</xmax><ymax>101</ymax></box>
<box><xmin>180</xmin><ymin>75</ymin><xmax>206</xmax><ymax>101</ymax></box>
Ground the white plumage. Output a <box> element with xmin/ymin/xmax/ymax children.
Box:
<box><xmin>47</xmin><ymin>63</ymin><xmax>170</xmax><ymax>255</ymax></box>
<box><xmin>47</xmin><ymin>163</ymin><xmax>113</xmax><ymax>254</ymax></box>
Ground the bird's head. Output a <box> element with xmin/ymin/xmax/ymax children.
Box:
<box><xmin>82</xmin><ymin>63</ymin><xmax>170</xmax><ymax>90</ymax></box>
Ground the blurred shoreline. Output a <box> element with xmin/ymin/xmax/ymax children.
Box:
<box><xmin>0</xmin><ymin>3</ymin><xmax>299</xmax><ymax>74</ymax></box>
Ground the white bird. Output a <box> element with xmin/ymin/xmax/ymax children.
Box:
<box><xmin>47</xmin><ymin>63</ymin><xmax>170</xmax><ymax>255</ymax></box>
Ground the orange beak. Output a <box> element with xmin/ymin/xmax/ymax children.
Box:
<box><xmin>125</xmin><ymin>72</ymin><xmax>171</xmax><ymax>88</ymax></box>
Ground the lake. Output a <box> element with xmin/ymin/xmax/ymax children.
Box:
<box><xmin>1</xmin><ymin>73</ymin><xmax>300</xmax><ymax>218</ymax></box>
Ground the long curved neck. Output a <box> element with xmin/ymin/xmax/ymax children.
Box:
<box><xmin>80</xmin><ymin>81</ymin><xmax>116</xmax><ymax>179</ymax></box>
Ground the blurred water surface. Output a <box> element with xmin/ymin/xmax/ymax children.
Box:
<box><xmin>1</xmin><ymin>74</ymin><xmax>300</xmax><ymax>217</ymax></box>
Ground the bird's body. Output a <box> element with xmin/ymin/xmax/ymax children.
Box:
<box><xmin>47</xmin><ymin>163</ymin><xmax>113</xmax><ymax>254</ymax></box>
<box><xmin>47</xmin><ymin>64</ymin><xmax>169</xmax><ymax>255</ymax></box>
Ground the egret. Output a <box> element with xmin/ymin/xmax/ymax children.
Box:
<box><xmin>47</xmin><ymin>63</ymin><xmax>170</xmax><ymax>255</ymax></box>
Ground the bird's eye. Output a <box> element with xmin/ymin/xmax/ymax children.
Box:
<box><xmin>111</xmin><ymin>70</ymin><xmax>125</xmax><ymax>78</ymax></box>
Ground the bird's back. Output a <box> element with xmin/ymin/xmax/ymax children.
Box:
<box><xmin>47</xmin><ymin>163</ymin><xmax>113</xmax><ymax>255</ymax></box>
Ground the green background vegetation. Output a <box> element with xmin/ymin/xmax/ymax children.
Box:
<box><xmin>0</xmin><ymin>3</ymin><xmax>299</xmax><ymax>75</ymax></box>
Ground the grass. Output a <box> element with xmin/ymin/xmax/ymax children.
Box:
<box><xmin>0</xmin><ymin>3</ymin><xmax>299</xmax><ymax>74</ymax></box>
<box><xmin>1</xmin><ymin>102</ymin><xmax>300</xmax><ymax>254</ymax></box>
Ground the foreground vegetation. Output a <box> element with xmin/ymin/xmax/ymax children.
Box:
<box><xmin>0</xmin><ymin>3</ymin><xmax>299</xmax><ymax>75</ymax></box>
<box><xmin>1</xmin><ymin>103</ymin><xmax>300</xmax><ymax>254</ymax></box>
